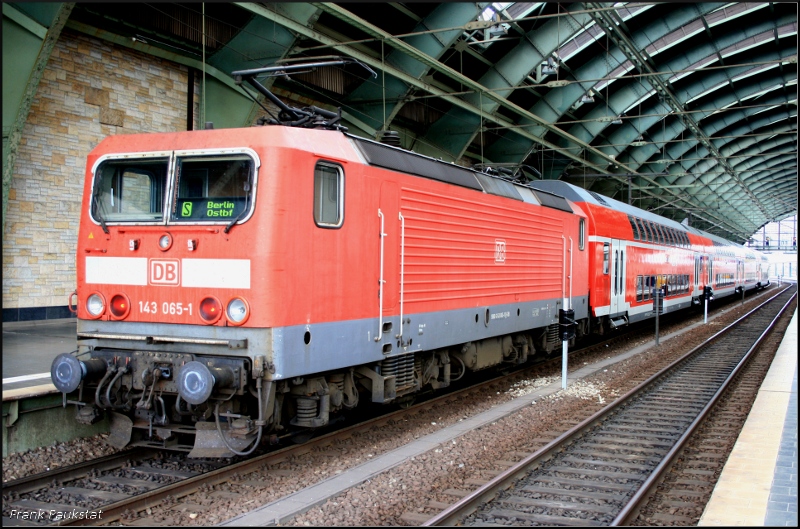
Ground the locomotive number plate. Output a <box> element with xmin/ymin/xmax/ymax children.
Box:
<box><xmin>138</xmin><ymin>301</ymin><xmax>193</xmax><ymax>316</ymax></box>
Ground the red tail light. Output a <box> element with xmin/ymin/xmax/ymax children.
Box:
<box><xmin>199</xmin><ymin>296</ymin><xmax>222</xmax><ymax>323</ymax></box>
<box><xmin>109</xmin><ymin>293</ymin><xmax>131</xmax><ymax>319</ymax></box>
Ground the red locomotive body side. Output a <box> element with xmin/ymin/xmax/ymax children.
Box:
<box><xmin>77</xmin><ymin>127</ymin><xmax>588</xmax><ymax>335</ymax></box>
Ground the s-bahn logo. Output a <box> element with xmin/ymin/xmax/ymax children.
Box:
<box><xmin>149</xmin><ymin>259</ymin><xmax>180</xmax><ymax>286</ymax></box>
<box><xmin>495</xmin><ymin>239</ymin><xmax>506</xmax><ymax>264</ymax></box>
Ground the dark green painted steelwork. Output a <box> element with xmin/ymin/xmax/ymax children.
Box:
<box><xmin>2</xmin><ymin>2</ymin><xmax>795</xmax><ymax>244</ymax></box>
<box><xmin>2</xmin><ymin>393</ymin><xmax>110</xmax><ymax>458</ymax></box>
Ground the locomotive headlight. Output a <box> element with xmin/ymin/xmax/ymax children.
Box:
<box><xmin>199</xmin><ymin>296</ymin><xmax>222</xmax><ymax>323</ymax></box>
<box><xmin>158</xmin><ymin>232</ymin><xmax>173</xmax><ymax>251</ymax></box>
<box><xmin>86</xmin><ymin>293</ymin><xmax>106</xmax><ymax>318</ymax></box>
<box><xmin>109</xmin><ymin>293</ymin><xmax>131</xmax><ymax>319</ymax></box>
<box><xmin>226</xmin><ymin>297</ymin><xmax>250</xmax><ymax>325</ymax></box>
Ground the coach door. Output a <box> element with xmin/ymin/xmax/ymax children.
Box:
<box><xmin>610</xmin><ymin>239</ymin><xmax>626</xmax><ymax>315</ymax></box>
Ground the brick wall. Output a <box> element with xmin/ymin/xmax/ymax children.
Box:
<box><xmin>2</xmin><ymin>30</ymin><xmax>196</xmax><ymax>320</ymax></box>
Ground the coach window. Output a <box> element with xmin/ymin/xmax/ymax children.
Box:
<box><xmin>708</xmin><ymin>257</ymin><xmax>713</xmax><ymax>284</ymax></box>
<box><xmin>694</xmin><ymin>255</ymin><xmax>700</xmax><ymax>285</ymax></box>
<box><xmin>629</xmin><ymin>216</ymin><xmax>639</xmax><ymax>240</ymax></box>
<box><xmin>314</xmin><ymin>162</ymin><xmax>344</xmax><ymax>228</ymax></box>
<box><xmin>655</xmin><ymin>224</ymin><xmax>664</xmax><ymax>244</ymax></box>
<box><xmin>603</xmin><ymin>243</ymin><xmax>610</xmax><ymax>274</ymax></box>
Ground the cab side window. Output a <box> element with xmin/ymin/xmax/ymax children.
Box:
<box><xmin>314</xmin><ymin>162</ymin><xmax>344</xmax><ymax>228</ymax></box>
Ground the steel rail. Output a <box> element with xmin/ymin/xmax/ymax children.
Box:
<box><xmin>422</xmin><ymin>284</ymin><xmax>796</xmax><ymax>526</ymax></box>
<box><xmin>2</xmin><ymin>448</ymin><xmax>157</xmax><ymax>496</ymax></box>
<box><xmin>56</xmin><ymin>325</ymin><xmax>653</xmax><ymax>526</ymax></box>
<box><xmin>5</xmin><ymin>285</ymin><xmax>776</xmax><ymax>526</ymax></box>
<box><xmin>612</xmin><ymin>287</ymin><xmax>797</xmax><ymax>525</ymax></box>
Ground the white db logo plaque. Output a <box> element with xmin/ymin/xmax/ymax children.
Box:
<box><xmin>149</xmin><ymin>259</ymin><xmax>180</xmax><ymax>286</ymax></box>
<box><xmin>495</xmin><ymin>239</ymin><xmax>506</xmax><ymax>264</ymax></box>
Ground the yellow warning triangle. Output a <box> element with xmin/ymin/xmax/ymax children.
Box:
<box><xmin>89</xmin><ymin>232</ymin><xmax>94</xmax><ymax>239</ymax></box>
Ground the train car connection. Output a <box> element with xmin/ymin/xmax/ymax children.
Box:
<box><xmin>50</xmin><ymin>59</ymin><xmax>768</xmax><ymax>457</ymax></box>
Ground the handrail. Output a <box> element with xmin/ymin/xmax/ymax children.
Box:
<box><xmin>397</xmin><ymin>212</ymin><xmax>405</xmax><ymax>342</ymax></box>
<box><xmin>375</xmin><ymin>209</ymin><xmax>386</xmax><ymax>342</ymax></box>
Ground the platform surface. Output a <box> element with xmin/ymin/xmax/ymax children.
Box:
<box><xmin>2</xmin><ymin>319</ymin><xmax>76</xmax><ymax>393</ymax></box>
<box><xmin>699</xmin><ymin>309</ymin><xmax>797</xmax><ymax>527</ymax></box>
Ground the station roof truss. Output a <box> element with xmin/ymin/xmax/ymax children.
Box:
<box><xmin>61</xmin><ymin>2</ymin><xmax>798</xmax><ymax>243</ymax></box>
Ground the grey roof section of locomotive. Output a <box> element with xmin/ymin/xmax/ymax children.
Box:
<box><xmin>341</xmin><ymin>134</ymin><xmax>756</xmax><ymax>254</ymax></box>
<box><xmin>346</xmin><ymin>133</ymin><xmax>574</xmax><ymax>214</ymax></box>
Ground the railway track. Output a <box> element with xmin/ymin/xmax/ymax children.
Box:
<box><xmin>0</xmin><ymin>314</ymin><xmax>688</xmax><ymax>527</ymax></box>
<box><xmin>630</xmin><ymin>318</ymin><xmax>789</xmax><ymax>526</ymax></box>
<box><xmin>421</xmin><ymin>286</ymin><xmax>796</xmax><ymax>526</ymax></box>
<box><xmin>1</xmin><ymin>285</ymin><xmax>785</xmax><ymax>526</ymax></box>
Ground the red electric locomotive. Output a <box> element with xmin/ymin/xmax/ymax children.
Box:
<box><xmin>51</xmin><ymin>59</ymin><xmax>768</xmax><ymax>457</ymax></box>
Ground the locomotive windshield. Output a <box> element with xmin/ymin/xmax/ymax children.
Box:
<box><xmin>91</xmin><ymin>152</ymin><xmax>256</xmax><ymax>226</ymax></box>
<box><xmin>92</xmin><ymin>158</ymin><xmax>169</xmax><ymax>223</ymax></box>
<box><xmin>172</xmin><ymin>155</ymin><xmax>253</xmax><ymax>223</ymax></box>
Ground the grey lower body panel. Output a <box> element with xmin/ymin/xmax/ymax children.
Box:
<box><xmin>273</xmin><ymin>295</ymin><xmax>589</xmax><ymax>379</ymax></box>
<box><xmin>76</xmin><ymin>295</ymin><xmax>589</xmax><ymax>382</ymax></box>
<box><xmin>626</xmin><ymin>299</ymin><xmax>693</xmax><ymax>324</ymax></box>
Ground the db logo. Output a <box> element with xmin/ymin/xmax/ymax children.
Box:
<box><xmin>149</xmin><ymin>259</ymin><xmax>180</xmax><ymax>286</ymax></box>
<box><xmin>494</xmin><ymin>239</ymin><xmax>506</xmax><ymax>264</ymax></box>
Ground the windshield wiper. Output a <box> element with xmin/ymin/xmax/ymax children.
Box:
<box><xmin>92</xmin><ymin>186</ymin><xmax>110</xmax><ymax>234</ymax></box>
<box><xmin>224</xmin><ymin>180</ymin><xmax>251</xmax><ymax>234</ymax></box>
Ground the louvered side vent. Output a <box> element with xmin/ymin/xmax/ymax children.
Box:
<box><xmin>474</xmin><ymin>173</ymin><xmax>523</xmax><ymax>201</ymax></box>
<box><xmin>351</xmin><ymin>137</ymin><xmax>483</xmax><ymax>191</ymax></box>
<box><xmin>532</xmin><ymin>189</ymin><xmax>573</xmax><ymax>213</ymax></box>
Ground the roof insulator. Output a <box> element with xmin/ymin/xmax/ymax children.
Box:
<box><xmin>377</xmin><ymin>130</ymin><xmax>402</xmax><ymax>147</ymax></box>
